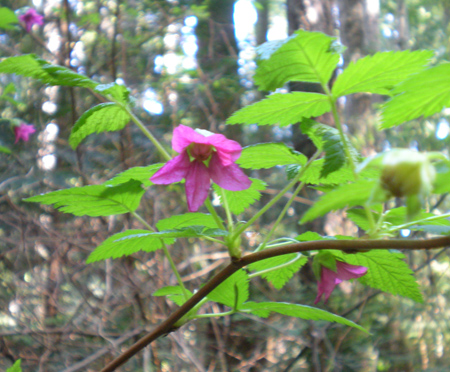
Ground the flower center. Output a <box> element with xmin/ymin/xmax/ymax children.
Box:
<box><xmin>188</xmin><ymin>143</ymin><xmax>214</xmax><ymax>162</ymax></box>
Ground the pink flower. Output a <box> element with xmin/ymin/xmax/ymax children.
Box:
<box><xmin>14</xmin><ymin>123</ymin><xmax>36</xmax><ymax>143</ymax></box>
<box><xmin>19</xmin><ymin>9</ymin><xmax>44</xmax><ymax>32</ymax></box>
<box><xmin>151</xmin><ymin>125</ymin><xmax>251</xmax><ymax>212</ymax></box>
<box><xmin>314</xmin><ymin>261</ymin><xmax>367</xmax><ymax>304</ymax></box>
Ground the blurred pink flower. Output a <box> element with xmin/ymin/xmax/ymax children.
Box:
<box><xmin>14</xmin><ymin>123</ymin><xmax>36</xmax><ymax>143</ymax></box>
<box><xmin>19</xmin><ymin>8</ymin><xmax>44</xmax><ymax>32</ymax></box>
<box><xmin>314</xmin><ymin>261</ymin><xmax>367</xmax><ymax>304</ymax></box>
<box><xmin>151</xmin><ymin>125</ymin><xmax>251</xmax><ymax>212</ymax></box>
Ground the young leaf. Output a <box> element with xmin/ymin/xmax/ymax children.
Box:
<box><xmin>156</xmin><ymin>213</ymin><xmax>221</xmax><ymax>231</ymax></box>
<box><xmin>380</xmin><ymin>63</ymin><xmax>450</xmax><ymax>129</ymax></box>
<box><xmin>0</xmin><ymin>145</ymin><xmax>11</xmax><ymax>154</ymax></box>
<box><xmin>0</xmin><ymin>55</ymin><xmax>98</xmax><ymax>88</ymax></box>
<box><xmin>240</xmin><ymin>302</ymin><xmax>367</xmax><ymax>333</ymax></box>
<box><xmin>343</xmin><ymin>250</ymin><xmax>423</xmax><ymax>303</ymax></box>
<box><xmin>6</xmin><ymin>359</ymin><xmax>21</xmax><ymax>372</ymax></box>
<box><xmin>104</xmin><ymin>164</ymin><xmax>164</xmax><ymax>187</ymax></box>
<box><xmin>86</xmin><ymin>230</ymin><xmax>163</xmax><ymax>263</ymax></box>
<box><xmin>346</xmin><ymin>208</ymin><xmax>379</xmax><ymax>231</ymax></box>
<box><xmin>296</xmin><ymin>231</ymin><xmax>327</xmax><ymax>241</ymax></box>
<box><xmin>0</xmin><ymin>8</ymin><xmax>19</xmax><ymax>30</ymax></box>
<box><xmin>301</xmin><ymin>180</ymin><xmax>377</xmax><ymax>223</ymax></box>
<box><xmin>249</xmin><ymin>254</ymin><xmax>308</xmax><ymax>289</ymax></box>
<box><xmin>153</xmin><ymin>286</ymin><xmax>193</xmax><ymax>306</ymax></box>
<box><xmin>332</xmin><ymin>50</ymin><xmax>433</xmax><ymax>97</ymax></box>
<box><xmin>213</xmin><ymin>178</ymin><xmax>267</xmax><ymax>215</ymax></box>
<box><xmin>298</xmin><ymin>159</ymin><xmax>355</xmax><ymax>185</ymax></box>
<box><xmin>254</xmin><ymin>30</ymin><xmax>339</xmax><ymax>91</ymax></box>
<box><xmin>69</xmin><ymin>103</ymin><xmax>131</xmax><ymax>148</ymax></box>
<box><xmin>237</xmin><ymin>143</ymin><xmax>307</xmax><ymax>169</ymax></box>
<box><xmin>207</xmin><ymin>269</ymin><xmax>249</xmax><ymax>308</ymax></box>
<box><xmin>94</xmin><ymin>83</ymin><xmax>131</xmax><ymax>104</ymax></box>
<box><xmin>226</xmin><ymin>92</ymin><xmax>331</xmax><ymax>126</ymax></box>
<box><xmin>25</xmin><ymin>180</ymin><xmax>145</xmax><ymax>216</ymax></box>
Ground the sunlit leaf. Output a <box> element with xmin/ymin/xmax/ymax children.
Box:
<box><xmin>104</xmin><ymin>164</ymin><xmax>164</xmax><ymax>187</ymax></box>
<box><xmin>207</xmin><ymin>270</ymin><xmax>249</xmax><ymax>308</ymax></box>
<box><xmin>238</xmin><ymin>143</ymin><xmax>307</xmax><ymax>169</ymax></box>
<box><xmin>0</xmin><ymin>7</ymin><xmax>19</xmax><ymax>30</ymax></box>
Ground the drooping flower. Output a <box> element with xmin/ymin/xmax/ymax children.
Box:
<box><xmin>151</xmin><ymin>125</ymin><xmax>251</xmax><ymax>212</ymax></box>
<box><xmin>19</xmin><ymin>8</ymin><xmax>44</xmax><ymax>32</ymax></box>
<box><xmin>314</xmin><ymin>260</ymin><xmax>367</xmax><ymax>304</ymax></box>
<box><xmin>14</xmin><ymin>123</ymin><xmax>36</xmax><ymax>143</ymax></box>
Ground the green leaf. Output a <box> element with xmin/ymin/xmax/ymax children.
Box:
<box><xmin>384</xmin><ymin>207</ymin><xmax>450</xmax><ymax>228</ymax></box>
<box><xmin>0</xmin><ymin>55</ymin><xmax>98</xmax><ymax>88</ymax></box>
<box><xmin>25</xmin><ymin>180</ymin><xmax>145</xmax><ymax>216</ymax></box>
<box><xmin>380</xmin><ymin>63</ymin><xmax>450</xmax><ymax>129</ymax></box>
<box><xmin>237</xmin><ymin>143</ymin><xmax>307</xmax><ymax>169</ymax></box>
<box><xmin>207</xmin><ymin>269</ymin><xmax>249</xmax><ymax>308</ymax></box>
<box><xmin>433</xmin><ymin>161</ymin><xmax>450</xmax><ymax>193</ymax></box>
<box><xmin>332</xmin><ymin>50</ymin><xmax>433</xmax><ymax>97</ymax></box>
<box><xmin>409</xmin><ymin>225</ymin><xmax>450</xmax><ymax>234</ymax></box>
<box><xmin>226</xmin><ymin>92</ymin><xmax>331</xmax><ymax>127</ymax></box>
<box><xmin>153</xmin><ymin>286</ymin><xmax>193</xmax><ymax>306</ymax></box>
<box><xmin>296</xmin><ymin>231</ymin><xmax>326</xmax><ymax>241</ymax></box>
<box><xmin>249</xmin><ymin>254</ymin><xmax>307</xmax><ymax>289</ymax></box>
<box><xmin>104</xmin><ymin>164</ymin><xmax>164</xmax><ymax>187</ymax></box>
<box><xmin>86</xmin><ymin>230</ymin><xmax>163</xmax><ymax>263</ymax></box>
<box><xmin>256</xmin><ymin>38</ymin><xmax>293</xmax><ymax>61</ymax></box>
<box><xmin>240</xmin><ymin>302</ymin><xmax>367</xmax><ymax>333</ymax></box>
<box><xmin>343</xmin><ymin>250</ymin><xmax>423</xmax><ymax>303</ymax></box>
<box><xmin>0</xmin><ymin>145</ymin><xmax>11</xmax><ymax>154</ymax></box>
<box><xmin>254</xmin><ymin>30</ymin><xmax>339</xmax><ymax>91</ymax></box>
<box><xmin>299</xmin><ymin>119</ymin><xmax>324</xmax><ymax>150</ymax></box>
<box><xmin>298</xmin><ymin>160</ymin><xmax>355</xmax><ymax>185</ymax></box>
<box><xmin>156</xmin><ymin>213</ymin><xmax>221</xmax><ymax>231</ymax></box>
<box><xmin>213</xmin><ymin>178</ymin><xmax>267</xmax><ymax>215</ymax></box>
<box><xmin>69</xmin><ymin>103</ymin><xmax>131</xmax><ymax>148</ymax></box>
<box><xmin>301</xmin><ymin>180</ymin><xmax>377</xmax><ymax>223</ymax></box>
<box><xmin>0</xmin><ymin>8</ymin><xmax>19</xmax><ymax>30</ymax></box>
<box><xmin>94</xmin><ymin>83</ymin><xmax>131</xmax><ymax>104</ymax></box>
<box><xmin>346</xmin><ymin>208</ymin><xmax>377</xmax><ymax>231</ymax></box>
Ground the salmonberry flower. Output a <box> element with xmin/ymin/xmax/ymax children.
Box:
<box><xmin>151</xmin><ymin>125</ymin><xmax>251</xmax><ymax>212</ymax></box>
<box><xmin>19</xmin><ymin>8</ymin><xmax>44</xmax><ymax>32</ymax></box>
<box><xmin>315</xmin><ymin>260</ymin><xmax>367</xmax><ymax>304</ymax></box>
<box><xmin>14</xmin><ymin>123</ymin><xmax>36</xmax><ymax>144</ymax></box>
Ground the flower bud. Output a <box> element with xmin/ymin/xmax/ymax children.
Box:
<box><xmin>380</xmin><ymin>149</ymin><xmax>435</xmax><ymax>198</ymax></box>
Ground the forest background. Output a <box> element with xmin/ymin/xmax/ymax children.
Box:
<box><xmin>2</xmin><ymin>0</ymin><xmax>450</xmax><ymax>371</ymax></box>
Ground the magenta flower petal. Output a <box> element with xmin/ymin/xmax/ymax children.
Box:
<box><xmin>172</xmin><ymin>125</ymin><xmax>210</xmax><ymax>153</ymax></box>
<box><xmin>14</xmin><ymin>123</ymin><xmax>36</xmax><ymax>143</ymax></box>
<box><xmin>151</xmin><ymin>151</ymin><xmax>190</xmax><ymax>184</ymax></box>
<box><xmin>19</xmin><ymin>9</ymin><xmax>44</xmax><ymax>32</ymax></box>
<box><xmin>209</xmin><ymin>153</ymin><xmax>252</xmax><ymax>191</ymax></box>
<box><xmin>314</xmin><ymin>261</ymin><xmax>367</xmax><ymax>304</ymax></box>
<box><xmin>205</xmin><ymin>135</ymin><xmax>242</xmax><ymax>166</ymax></box>
<box><xmin>185</xmin><ymin>160</ymin><xmax>211</xmax><ymax>212</ymax></box>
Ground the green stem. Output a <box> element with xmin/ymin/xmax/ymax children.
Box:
<box><xmin>220</xmin><ymin>188</ymin><xmax>234</xmax><ymax>231</ymax></box>
<box><xmin>192</xmin><ymin>310</ymin><xmax>235</xmax><ymax>319</ymax></box>
<box><xmin>205</xmin><ymin>198</ymin><xmax>226</xmax><ymax>231</ymax></box>
<box><xmin>131</xmin><ymin>211</ymin><xmax>189</xmax><ymax>300</ymax></box>
<box><xmin>387</xmin><ymin>212</ymin><xmax>450</xmax><ymax>233</ymax></box>
<box><xmin>248</xmin><ymin>253</ymin><xmax>304</xmax><ymax>279</ymax></box>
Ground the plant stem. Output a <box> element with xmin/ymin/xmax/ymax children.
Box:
<box><xmin>220</xmin><ymin>188</ymin><xmax>234</xmax><ymax>231</ymax></box>
<box><xmin>205</xmin><ymin>197</ymin><xmax>226</xmax><ymax>231</ymax></box>
<box><xmin>248</xmin><ymin>253</ymin><xmax>304</xmax><ymax>279</ymax></box>
<box><xmin>387</xmin><ymin>212</ymin><xmax>450</xmax><ymax>233</ymax></box>
<box><xmin>131</xmin><ymin>211</ymin><xmax>189</xmax><ymax>300</ymax></box>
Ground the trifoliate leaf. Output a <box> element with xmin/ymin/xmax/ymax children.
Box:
<box><xmin>249</xmin><ymin>254</ymin><xmax>307</xmax><ymax>289</ymax></box>
<box><xmin>156</xmin><ymin>213</ymin><xmax>221</xmax><ymax>231</ymax></box>
<box><xmin>213</xmin><ymin>178</ymin><xmax>267</xmax><ymax>215</ymax></box>
<box><xmin>25</xmin><ymin>180</ymin><xmax>145</xmax><ymax>216</ymax></box>
<box><xmin>237</xmin><ymin>143</ymin><xmax>307</xmax><ymax>169</ymax></box>
<box><xmin>0</xmin><ymin>55</ymin><xmax>98</xmax><ymax>88</ymax></box>
<box><xmin>301</xmin><ymin>180</ymin><xmax>377</xmax><ymax>223</ymax></box>
<box><xmin>332</xmin><ymin>50</ymin><xmax>433</xmax><ymax>97</ymax></box>
<box><xmin>240</xmin><ymin>302</ymin><xmax>367</xmax><ymax>333</ymax></box>
<box><xmin>254</xmin><ymin>30</ymin><xmax>339</xmax><ymax>91</ymax></box>
<box><xmin>104</xmin><ymin>164</ymin><xmax>164</xmax><ymax>187</ymax></box>
<box><xmin>207</xmin><ymin>269</ymin><xmax>249</xmax><ymax>308</ymax></box>
<box><xmin>94</xmin><ymin>83</ymin><xmax>131</xmax><ymax>104</ymax></box>
<box><xmin>226</xmin><ymin>92</ymin><xmax>331</xmax><ymax>126</ymax></box>
<box><xmin>86</xmin><ymin>230</ymin><xmax>163</xmax><ymax>262</ymax></box>
<box><xmin>0</xmin><ymin>8</ymin><xmax>19</xmax><ymax>30</ymax></box>
<box><xmin>343</xmin><ymin>250</ymin><xmax>423</xmax><ymax>303</ymax></box>
<box><xmin>381</xmin><ymin>63</ymin><xmax>450</xmax><ymax>129</ymax></box>
<box><xmin>69</xmin><ymin>103</ymin><xmax>131</xmax><ymax>148</ymax></box>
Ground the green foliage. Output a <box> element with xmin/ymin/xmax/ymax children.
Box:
<box><xmin>156</xmin><ymin>213</ymin><xmax>222</xmax><ymax>230</ymax></box>
<box><xmin>239</xmin><ymin>302</ymin><xmax>367</xmax><ymax>333</ymax></box>
<box><xmin>94</xmin><ymin>83</ymin><xmax>131</xmax><ymax>104</ymax></box>
<box><xmin>25</xmin><ymin>180</ymin><xmax>145</xmax><ymax>216</ymax></box>
<box><xmin>332</xmin><ymin>50</ymin><xmax>433</xmax><ymax>97</ymax></box>
<box><xmin>213</xmin><ymin>178</ymin><xmax>267</xmax><ymax>215</ymax></box>
<box><xmin>69</xmin><ymin>103</ymin><xmax>131</xmax><ymax>148</ymax></box>
<box><xmin>297</xmin><ymin>160</ymin><xmax>355</xmax><ymax>185</ymax></box>
<box><xmin>0</xmin><ymin>145</ymin><xmax>11</xmax><ymax>154</ymax></box>
<box><xmin>0</xmin><ymin>8</ymin><xmax>18</xmax><ymax>30</ymax></box>
<box><xmin>342</xmin><ymin>251</ymin><xmax>424</xmax><ymax>303</ymax></box>
<box><xmin>0</xmin><ymin>55</ymin><xmax>98</xmax><ymax>88</ymax></box>
<box><xmin>381</xmin><ymin>63</ymin><xmax>450</xmax><ymax>128</ymax></box>
<box><xmin>301</xmin><ymin>180</ymin><xmax>377</xmax><ymax>223</ymax></box>
<box><xmin>249</xmin><ymin>254</ymin><xmax>307</xmax><ymax>289</ymax></box>
<box><xmin>104</xmin><ymin>164</ymin><xmax>164</xmax><ymax>187</ymax></box>
<box><xmin>226</xmin><ymin>92</ymin><xmax>331</xmax><ymax>126</ymax></box>
<box><xmin>254</xmin><ymin>30</ymin><xmax>339</xmax><ymax>90</ymax></box>
<box><xmin>237</xmin><ymin>143</ymin><xmax>307</xmax><ymax>169</ymax></box>
<box><xmin>207</xmin><ymin>269</ymin><xmax>249</xmax><ymax>308</ymax></box>
<box><xmin>153</xmin><ymin>286</ymin><xmax>193</xmax><ymax>306</ymax></box>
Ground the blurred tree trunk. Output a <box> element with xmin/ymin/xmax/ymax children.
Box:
<box><xmin>396</xmin><ymin>0</ymin><xmax>410</xmax><ymax>49</ymax></box>
<box><xmin>256</xmin><ymin>0</ymin><xmax>270</xmax><ymax>45</ymax></box>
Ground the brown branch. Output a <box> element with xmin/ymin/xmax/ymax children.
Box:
<box><xmin>100</xmin><ymin>236</ymin><xmax>450</xmax><ymax>372</ymax></box>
